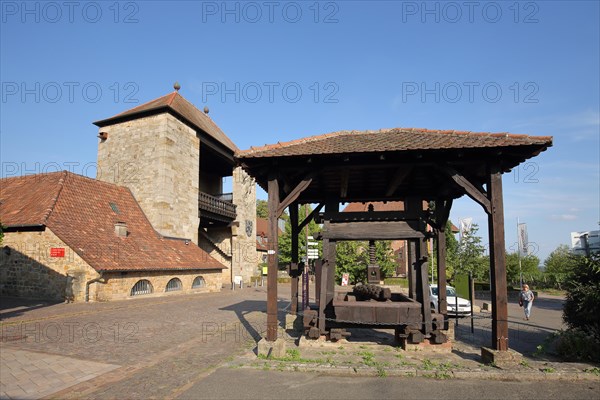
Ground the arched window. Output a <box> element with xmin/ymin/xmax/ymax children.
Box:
<box><xmin>166</xmin><ymin>278</ymin><xmax>183</xmax><ymax>292</ymax></box>
<box><xmin>192</xmin><ymin>276</ymin><xmax>206</xmax><ymax>289</ymax></box>
<box><xmin>130</xmin><ymin>279</ymin><xmax>153</xmax><ymax>296</ymax></box>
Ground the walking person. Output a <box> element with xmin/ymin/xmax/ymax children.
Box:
<box><xmin>519</xmin><ymin>284</ymin><xmax>534</xmax><ymax>320</ymax></box>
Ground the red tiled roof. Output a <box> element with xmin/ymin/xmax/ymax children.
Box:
<box><xmin>94</xmin><ymin>91</ymin><xmax>238</xmax><ymax>153</ymax></box>
<box><xmin>237</xmin><ymin>128</ymin><xmax>552</xmax><ymax>158</ymax></box>
<box><xmin>256</xmin><ymin>217</ymin><xmax>283</xmax><ymax>237</ymax></box>
<box><xmin>256</xmin><ymin>218</ymin><xmax>269</xmax><ymax>237</ymax></box>
<box><xmin>0</xmin><ymin>172</ymin><xmax>225</xmax><ymax>272</ymax></box>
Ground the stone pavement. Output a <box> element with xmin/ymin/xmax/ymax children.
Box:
<box><xmin>1</xmin><ymin>286</ymin><xmax>598</xmax><ymax>400</ymax></box>
<box><xmin>0</xmin><ymin>348</ymin><xmax>118</xmax><ymax>399</ymax></box>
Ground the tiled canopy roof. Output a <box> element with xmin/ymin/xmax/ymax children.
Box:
<box><xmin>0</xmin><ymin>172</ymin><xmax>225</xmax><ymax>272</ymax></box>
<box><xmin>94</xmin><ymin>91</ymin><xmax>238</xmax><ymax>153</ymax></box>
<box><xmin>237</xmin><ymin>128</ymin><xmax>552</xmax><ymax>158</ymax></box>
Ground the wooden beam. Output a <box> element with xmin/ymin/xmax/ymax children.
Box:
<box><xmin>323</xmin><ymin>210</ymin><xmax>426</xmax><ymax>222</ymax></box>
<box><xmin>340</xmin><ymin>169</ymin><xmax>349</xmax><ymax>199</ymax></box>
<box><xmin>488</xmin><ymin>166</ymin><xmax>509</xmax><ymax>351</ymax></box>
<box><xmin>321</xmin><ymin>220</ymin><xmax>425</xmax><ymax>240</ymax></box>
<box><xmin>439</xmin><ymin>166</ymin><xmax>491</xmax><ymax>214</ymax></box>
<box><xmin>386</xmin><ymin>167</ymin><xmax>412</xmax><ymax>197</ymax></box>
<box><xmin>297</xmin><ymin>203</ymin><xmax>324</xmax><ymax>234</ymax></box>
<box><xmin>277</xmin><ymin>173</ymin><xmax>314</xmax><ymax>217</ymax></box>
<box><xmin>436</xmin><ymin>198</ymin><xmax>452</xmax><ymax>228</ymax></box>
<box><xmin>266</xmin><ymin>175</ymin><xmax>280</xmax><ymax>342</ymax></box>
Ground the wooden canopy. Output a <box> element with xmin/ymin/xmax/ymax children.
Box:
<box><xmin>236</xmin><ymin>127</ymin><xmax>552</xmax><ymax>351</ymax></box>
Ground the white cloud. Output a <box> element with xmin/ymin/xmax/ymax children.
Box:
<box><xmin>550</xmin><ymin>214</ymin><xmax>578</xmax><ymax>221</ymax></box>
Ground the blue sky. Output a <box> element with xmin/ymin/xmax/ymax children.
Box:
<box><xmin>1</xmin><ymin>1</ymin><xmax>598</xmax><ymax>263</ymax></box>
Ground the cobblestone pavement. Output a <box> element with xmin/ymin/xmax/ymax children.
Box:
<box><xmin>1</xmin><ymin>348</ymin><xmax>119</xmax><ymax>399</ymax></box>
<box><xmin>1</xmin><ymin>286</ymin><xmax>278</xmax><ymax>399</ymax></box>
<box><xmin>1</xmin><ymin>286</ymin><xmax>598</xmax><ymax>400</ymax></box>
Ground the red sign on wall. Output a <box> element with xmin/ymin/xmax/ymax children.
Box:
<box><xmin>50</xmin><ymin>248</ymin><xmax>65</xmax><ymax>258</ymax></box>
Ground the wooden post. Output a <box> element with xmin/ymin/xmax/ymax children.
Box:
<box><xmin>318</xmin><ymin>243</ymin><xmax>328</xmax><ymax>333</ymax></box>
<box><xmin>488</xmin><ymin>167</ymin><xmax>509</xmax><ymax>351</ymax></box>
<box><xmin>290</xmin><ymin>202</ymin><xmax>299</xmax><ymax>315</ymax></box>
<box><xmin>418</xmin><ymin>237</ymin><xmax>432</xmax><ymax>334</ymax></box>
<box><xmin>436</xmin><ymin>228</ymin><xmax>448</xmax><ymax>322</ymax></box>
<box><xmin>267</xmin><ymin>175</ymin><xmax>280</xmax><ymax>341</ymax></box>
<box><xmin>408</xmin><ymin>240</ymin><xmax>417</xmax><ymax>300</ymax></box>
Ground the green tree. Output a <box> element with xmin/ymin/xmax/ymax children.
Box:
<box><xmin>505</xmin><ymin>252</ymin><xmax>541</xmax><ymax>286</ymax></box>
<box><xmin>335</xmin><ymin>240</ymin><xmax>396</xmax><ymax>284</ymax></box>
<box><xmin>544</xmin><ymin>244</ymin><xmax>576</xmax><ymax>289</ymax></box>
<box><xmin>433</xmin><ymin>220</ymin><xmax>460</xmax><ymax>279</ymax></box>
<box><xmin>455</xmin><ymin>223</ymin><xmax>487</xmax><ymax>281</ymax></box>
<box><xmin>278</xmin><ymin>204</ymin><xmax>320</xmax><ymax>265</ymax></box>
<box><xmin>0</xmin><ymin>222</ymin><xmax>4</xmax><ymax>246</ymax></box>
<box><xmin>256</xmin><ymin>200</ymin><xmax>269</xmax><ymax>219</ymax></box>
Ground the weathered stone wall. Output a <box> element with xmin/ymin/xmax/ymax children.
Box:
<box><xmin>96</xmin><ymin>113</ymin><xmax>200</xmax><ymax>244</ymax></box>
<box><xmin>232</xmin><ymin>167</ymin><xmax>258</xmax><ymax>283</ymax></box>
<box><xmin>94</xmin><ymin>269</ymin><xmax>222</xmax><ymax>302</ymax></box>
<box><xmin>0</xmin><ymin>230</ymin><xmax>222</xmax><ymax>302</ymax></box>
<box><xmin>199</xmin><ymin>227</ymin><xmax>232</xmax><ymax>284</ymax></box>
<box><xmin>0</xmin><ymin>229</ymin><xmax>100</xmax><ymax>302</ymax></box>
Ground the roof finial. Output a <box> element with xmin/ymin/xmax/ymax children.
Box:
<box><xmin>173</xmin><ymin>82</ymin><xmax>181</xmax><ymax>91</ymax></box>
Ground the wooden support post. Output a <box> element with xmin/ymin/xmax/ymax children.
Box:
<box><xmin>315</xmin><ymin>259</ymin><xmax>322</xmax><ymax>305</ymax></box>
<box><xmin>318</xmin><ymin>244</ymin><xmax>328</xmax><ymax>333</ymax></box>
<box><xmin>418</xmin><ymin>237</ymin><xmax>432</xmax><ymax>334</ymax></box>
<box><xmin>326</xmin><ymin>240</ymin><xmax>337</xmax><ymax>306</ymax></box>
<box><xmin>436</xmin><ymin>229</ymin><xmax>448</xmax><ymax>324</ymax></box>
<box><xmin>267</xmin><ymin>175</ymin><xmax>280</xmax><ymax>342</ymax></box>
<box><xmin>290</xmin><ymin>202</ymin><xmax>299</xmax><ymax>316</ymax></box>
<box><xmin>488</xmin><ymin>167</ymin><xmax>509</xmax><ymax>351</ymax></box>
<box><xmin>408</xmin><ymin>240</ymin><xmax>417</xmax><ymax>300</ymax></box>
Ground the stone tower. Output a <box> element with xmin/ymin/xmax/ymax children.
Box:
<box><xmin>94</xmin><ymin>87</ymin><xmax>257</xmax><ymax>283</ymax></box>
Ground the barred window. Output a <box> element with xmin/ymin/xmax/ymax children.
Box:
<box><xmin>192</xmin><ymin>276</ymin><xmax>206</xmax><ymax>289</ymax></box>
<box><xmin>166</xmin><ymin>278</ymin><xmax>183</xmax><ymax>292</ymax></box>
<box><xmin>130</xmin><ymin>279</ymin><xmax>153</xmax><ymax>296</ymax></box>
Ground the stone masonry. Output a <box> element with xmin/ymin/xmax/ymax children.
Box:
<box><xmin>96</xmin><ymin>114</ymin><xmax>200</xmax><ymax>244</ymax></box>
<box><xmin>0</xmin><ymin>229</ymin><xmax>100</xmax><ymax>302</ymax></box>
<box><xmin>231</xmin><ymin>167</ymin><xmax>258</xmax><ymax>283</ymax></box>
<box><xmin>94</xmin><ymin>269</ymin><xmax>222</xmax><ymax>301</ymax></box>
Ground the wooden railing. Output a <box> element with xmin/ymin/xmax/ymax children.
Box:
<box><xmin>198</xmin><ymin>191</ymin><xmax>237</xmax><ymax>220</ymax></box>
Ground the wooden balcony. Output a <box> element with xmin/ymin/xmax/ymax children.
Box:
<box><xmin>198</xmin><ymin>191</ymin><xmax>237</xmax><ymax>223</ymax></box>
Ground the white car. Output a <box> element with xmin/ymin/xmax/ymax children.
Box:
<box><xmin>429</xmin><ymin>285</ymin><xmax>471</xmax><ymax>316</ymax></box>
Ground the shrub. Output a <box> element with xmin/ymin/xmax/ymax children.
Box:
<box><xmin>563</xmin><ymin>253</ymin><xmax>600</xmax><ymax>334</ymax></box>
<box><xmin>555</xmin><ymin>328</ymin><xmax>600</xmax><ymax>363</ymax></box>
<box><xmin>558</xmin><ymin>252</ymin><xmax>600</xmax><ymax>362</ymax></box>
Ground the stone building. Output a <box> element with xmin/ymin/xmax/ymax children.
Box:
<box><xmin>93</xmin><ymin>88</ymin><xmax>258</xmax><ymax>284</ymax></box>
<box><xmin>1</xmin><ymin>87</ymin><xmax>259</xmax><ymax>301</ymax></box>
<box><xmin>0</xmin><ymin>172</ymin><xmax>225</xmax><ymax>302</ymax></box>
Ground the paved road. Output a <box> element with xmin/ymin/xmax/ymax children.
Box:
<box><xmin>178</xmin><ymin>368</ymin><xmax>600</xmax><ymax>400</ymax></box>
<box><xmin>0</xmin><ymin>286</ymin><xmax>580</xmax><ymax>399</ymax></box>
